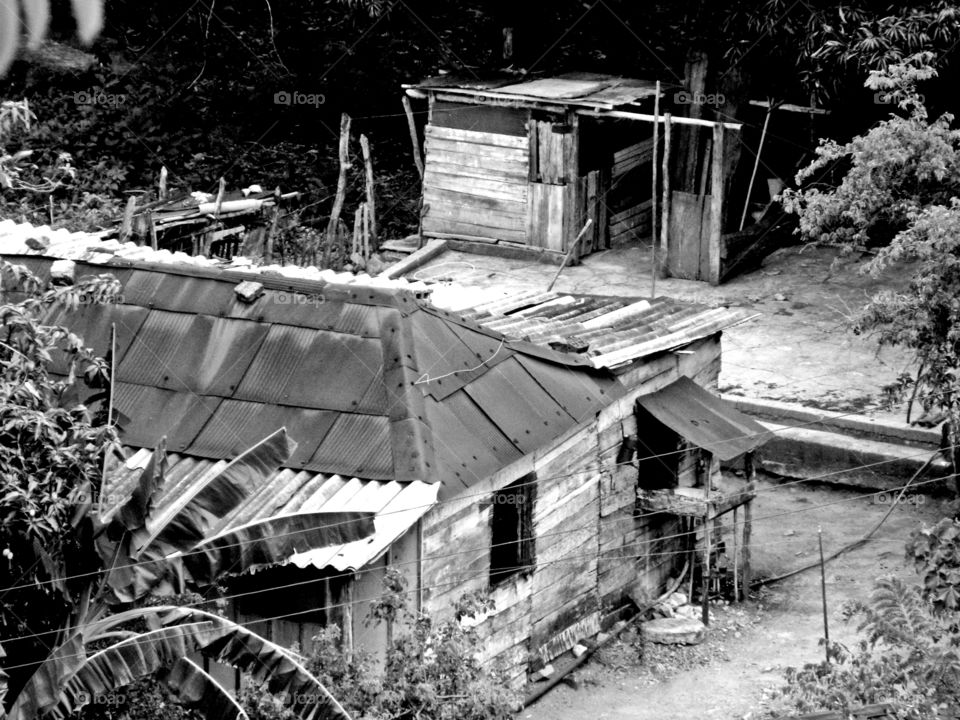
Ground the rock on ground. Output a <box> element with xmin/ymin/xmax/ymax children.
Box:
<box><xmin>642</xmin><ymin>617</ymin><xmax>707</xmax><ymax>645</ymax></box>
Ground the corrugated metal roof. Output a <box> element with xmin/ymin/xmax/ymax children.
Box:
<box><xmin>427</xmin><ymin>287</ymin><xmax>752</xmax><ymax>371</ymax></box>
<box><xmin>637</xmin><ymin>376</ymin><xmax>770</xmax><ymax>461</ymax></box>
<box><xmin>407</xmin><ymin>72</ymin><xmax>661</xmax><ymax>110</ymax></box>
<box><xmin>111</xmin><ymin>449</ymin><xmax>438</xmax><ymax>573</ymax></box>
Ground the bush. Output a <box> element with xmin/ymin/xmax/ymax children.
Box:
<box><xmin>240</xmin><ymin>569</ymin><xmax>519</xmax><ymax>720</ymax></box>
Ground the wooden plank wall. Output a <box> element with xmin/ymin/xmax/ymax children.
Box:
<box><xmin>422</xmin><ymin>125</ymin><xmax>530</xmax><ymax>244</ymax></box>
<box><xmin>607</xmin><ymin>136</ymin><xmax>658</xmax><ymax>247</ymax></box>
<box><xmin>419</xmin><ymin>335</ymin><xmax>724</xmax><ymax>688</ymax></box>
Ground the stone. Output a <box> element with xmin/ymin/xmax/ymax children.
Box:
<box><xmin>233</xmin><ymin>280</ymin><xmax>264</xmax><ymax>303</ymax></box>
<box><xmin>25</xmin><ymin>236</ymin><xmax>49</xmax><ymax>250</ymax></box>
<box><xmin>641</xmin><ymin>617</ymin><xmax>707</xmax><ymax>645</ymax></box>
<box><xmin>49</xmin><ymin>259</ymin><xmax>75</xmax><ymax>285</ymax></box>
<box><xmin>571</xmin><ymin>643</ymin><xmax>588</xmax><ymax>658</ymax></box>
<box><xmin>533</xmin><ymin>664</ymin><xmax>554</xmax><ymax>681</ymax></box>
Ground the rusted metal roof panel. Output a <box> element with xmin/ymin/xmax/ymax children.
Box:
<box><xmin>113</xmin><ymin>383</ymin><xmax>219</xmax><ymax>453</ymax></box>
<box><xmin>637</xmin><ymin>376</ymin><xmax>770</xmax><ymax>461</ymax></box>
<box><xmin>150</xmin><ymin>274</ymin><xmax>240</xmax><ymax>316</ymax></box>
<box><xmin>119</xmin><ymin>312</ymin><xmax>269</xmax><ymax>396</ymax></box>
<box><xmin>424</xmin><ymin>397</ymin><xmax>514</xmax><ymax>499</ymax></box>
<box><xmin>43</xmin><ymin>303</ymin><xmax>149</xmax><ymax>374</ymax></box>
<box><xmin>232</xmin><ymin>325</ymin><xmax>316</xmax><ymax>404</ymax></box>
<box><xmin>185</xmin><ymin>399</ymin><xmax>337</xmax><ymax>467</ymax></box>
<box><xmin>463</xmin><ymin>357</ymin><xmax>574</xmax><ymax>455</ymax></box>
<box><xmin>308</xmin><ymin>413</ymin><xmax>393</xmax><ymax>479</ymax></box>
<box><xmin>440</xmin><ymin>390</ymin><xmax>524</xmax><ymax>468</ymax></box>
<box><xmin>410</xmin><ymin>311</ymin><xmax>514</xmax><ymax>401</ymax></box>
<box><xmin>515</xmin><ymin>355</ymin><xmax>624</xmax><ymax>423</ymax></box>
<box><xmin>289</xmin><ymin>332</ymin><xmax>386</xmax><ymax>413</ymax></box>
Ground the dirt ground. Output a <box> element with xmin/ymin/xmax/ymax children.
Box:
<box><xmin>416</xmin><ymin>241</ymin><xmax>916</xmax><ymax>420</ymax></box>
<box><xmin>522</xmin><ymin>477</ymin><xmax>948</xmax><ymax>720</ymax></box>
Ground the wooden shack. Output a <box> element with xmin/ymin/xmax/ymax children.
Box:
<box><xmin>404</xmin><ymin>73</ymin><xmax>748</xmax><ymax>283</ymax></box>
<box><xmin>404</xmin><ymin>73</ymin><xmax>665</xmax><ymax>261</ymax></box>
<box><xmin>10</xmin><ymin>241</ymin><xmax>771</xmax><ymax>689</ymax></box>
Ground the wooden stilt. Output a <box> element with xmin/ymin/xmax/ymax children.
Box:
<box><xmin>742</xmin><ymin>451</ymin><xmax>756</xmax><ymax>599</ymax></box>
<box><xmin>650</xmin><ymin>80</ymin><xmax>660</xmax><ymax>298</ymax></box>
<box><xmin>702</xmin><ymin>509</ymin><xmax>712</xmax><ymax>625</ymax></box>
<box><xmin>708</xmin><ymin>123</ymin><xmax>724</xmax><ymax>285</ymax></box>
<box><xmin>732</xmin><ymin>505</ymin><xmax>740</xmax><ymax>603</ymax></box>
<box><xmin>659</xmin><ymin>113</ymin><xmax>672</xmax><ymax>280</ymax></box>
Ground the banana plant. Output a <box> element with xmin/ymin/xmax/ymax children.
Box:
<box><xmin>1</xmin><ymin>428</ymin><xmax>374</xmax><ymax>720</ymax></box>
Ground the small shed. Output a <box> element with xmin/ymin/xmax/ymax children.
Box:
<box><xmin>404</xmin><ymin>73</ymin><xmax>665</xmax><ymax>261</ymax></box>
<box><xmin>404</xmin><ymin>72</ymin><xmax>743</xmax><ymax>283</ymax></box>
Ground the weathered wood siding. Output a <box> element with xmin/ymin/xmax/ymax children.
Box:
<box><xmin>422</xmin><ymin>123</ymin><xmax>530</xmax><ymax>244</ymax></box>
<box><xmin>420</xmin><ymin>333</ymin><xmax>724</xmax><ymax>688</ymax></box>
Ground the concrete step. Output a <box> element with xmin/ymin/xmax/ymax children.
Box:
<box><xmin>723</xmin><ymin>394</ymin><xmax>942</xmax><ymax>450</ymax></box>
<box><xmin>755</xmin><ymin>420</ymin><xmax>952</xmax><ymax>492</ymax></box>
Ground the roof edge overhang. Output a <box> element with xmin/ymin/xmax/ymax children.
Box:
<box><xmin>636</xmin><ymin>376</ymin><xmax>771</xmax><ymax>461</ymax></box>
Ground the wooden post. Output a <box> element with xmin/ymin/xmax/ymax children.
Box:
<box><xmin>742</xmin><ymin>451</ymin><xmax>755</xmax><ymax>598</ymax></box>
<box><xmin>659</xmin><ymin>113</ymin><xmax>672</xmax><ymax>280</ymax></box>
<box><xmin>264</xmin><ymin>187</ymin><xmax>281</xmax><ymax>265</ymax></box>
<box><xmin>740</xmin><ymin>103</ymin><xmax>772</xmax><ymax>230</ymax></box>
<box><xmin>352</xmin><ymin>205</ymin><xmax>362</xmax><ymax>262</ymax></box>
<box><xmin>326</xmin><ymin>113</ymin><xmax>352</xmax><ymax>257</ymax></box>
<box><xmin>148</xmin><ymin>211</ymin><xmax>158</xmax><ymax>251</ymax></box>
<box><xmin>342</xmin><ymin>578</ymin><xmax>354</xmax><ymax>654</ymax></box>
<box><xmin>363</xmin><ymin>201</ymin><xmax>371</xmax><ymax>261</ymax></box>
<box><xmin>119</xmin><ymin>196</ymin><xmax>137</xmax><ymax>243</ymax></box>
<box><xmin>401</xmin><ymin>95</ymin><xmax>425</xmax><ymax>180</ymax></box>
<box><xmin>360</xmin><ymin>133</ymin><xmax>378</xmax><ymax>247</ymax></box>
<box><xmin>650</xmin><ymin>80</ymin><xmax>660</xmax><ymax>298</ymax></box>
<box><xmin>158</xmin><ymin>166</ymin><xmax>168</xmax><ymax>201</ymax></box>
<box><xmin>732</xmin><ymin>505</ymin><xmax>740</xmax><ymax>603</ymax></box>
<box><xmin>702</xmin><ymin>511</ymin><xmax>712</xmax><ymax>625</ymax></box>
<box><xmin>708</xmin><ymin>122</ymin><xmax>724</xmax><ymax>285</ymax></box>
<box><xmin>687</xmin><ymin>517</ymin><xmax>696</xmax><ymax>602</ymax></box>
<box><xmin>819</xmin><ymin>526</ymin><xmax>830</xmax><ymax>664</ymax></box>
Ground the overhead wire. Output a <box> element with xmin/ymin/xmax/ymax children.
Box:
<box><xmin>0</xmin><ymin>468</ymin><xmax>951</xmax><ymax>660</ymax></box>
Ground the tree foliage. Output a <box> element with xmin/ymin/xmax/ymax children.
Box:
<box><xmin>777</xmin><ymin>576</ymin><xmax>960</xmax><ymax>719</ymax></box>
<box><xmin>0</xmin><ymin>264</ymin><xmax>375</xmax><ymax>720</ymax></box>
<box><xmin>782</xmin><ymin>56</ymin><xmax>960</xmax><ymax>484</ymax></box>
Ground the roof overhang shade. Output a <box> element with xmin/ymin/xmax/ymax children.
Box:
<box><xmin>636</xmin><ymin>377</ymin><xmax>770</xmax><ymax>461</ymax></box>
<box><xmin>289</xmin><ymin>480</ymin><xmax>439</xmax><ymax>572</ymax></box>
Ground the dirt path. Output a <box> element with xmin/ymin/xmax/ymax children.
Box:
<box><xmin>522</xmin><ymin>478</ymin><xmax>947</xmax><ymax>720</ymax></box>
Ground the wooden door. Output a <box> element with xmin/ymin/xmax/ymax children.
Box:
<box><xmin>667</xmin><ymin>190</ymin><xmax>713</xmax><ymax>280</ymax></box>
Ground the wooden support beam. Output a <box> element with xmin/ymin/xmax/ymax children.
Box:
<box><xmin>381</xmin><ymin>238</ymin><xmax>448</xmax><ymax>278</ymax></box>
<box><xmin>742</xmin><ymin>451</ymin><xmax>756</xmax><ymax>598</ymax></box>
<box><xmin>650</xmin><ymin>81</ymin><xmax>660</xmax><ymax>298</ymax></box>
<box><xmin>576</xmin><ymin>109</ymin><xmax>742</xmax><ymax>131</ymax></box>
<box><xmin>658</xmin><ymin>113</ymin><xmax>672</xmax><ymax>280</ymax></box>
<box><xmin>702</xmin><ymin>511</ymin><xmax>712</xmax><ymax>625</ymax></box>
<box><xmin>748</xmin><ymin>99</ymin><xmax>829</xmax><ymax>115</ymax></box>
<box><xmin>708</xmin><ymin>122</ymin><xmax>724</xmax><ymax>285</ymax></box>
<box><xmin>732</xmin><ymin>505</ymin><xmax>740</xmax><ymax>603</ymax></box>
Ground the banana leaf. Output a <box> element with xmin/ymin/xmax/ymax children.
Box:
<box><xmin>132</xmin><ymin>429</ymin><xmax>296</xmax><ymax>557</ymax></box>
<box><xmin>181</xmin><ymin>511</ymin><xmax>376</xmax><ymax>585</ymax></box>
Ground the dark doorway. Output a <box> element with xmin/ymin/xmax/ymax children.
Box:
<box><xmin>635</xmin><ymin>405</ymin><xmax>681</xmax><ymax>490</ymax></box>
